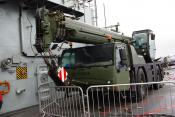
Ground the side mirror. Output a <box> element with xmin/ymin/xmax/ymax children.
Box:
<box><xmin>151</xmin><ymin>34</ymin><xmax>155</xmax><ymax>40</ymax></box>
<box><xmin>119</xmin><ymin>49</ymin><xmax>128</xmax><ymax>66</ymax></box>
<box><xmin>119</xmin><ymin>49</ymin><xmax>127</xmax><ymax>60</ymax></box>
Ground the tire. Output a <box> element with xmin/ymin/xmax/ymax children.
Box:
<box><xmin>136</xmin><ymin>68</ymin><xmax>147</xmax><ymax>101</ymax></box>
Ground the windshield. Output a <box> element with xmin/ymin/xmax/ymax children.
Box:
<box><xmin>61</xmin><ymin>44</ymin><xmax>114</xmax><ymax>67</ymax></box>
<box><xmin>132</xmin><ymin>33</ymin><xmax>148</xmax><ymax>48</ymax></box>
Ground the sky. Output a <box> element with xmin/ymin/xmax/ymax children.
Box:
<box><xmin>96</xmin><ymin>0</ymin><xmax>175</xmax><ymax>58</ymax></box>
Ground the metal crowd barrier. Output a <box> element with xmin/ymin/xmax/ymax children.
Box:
<box><xmin>38</xmin><ymin>81</ymin><xmax>175</xmax><ymax>117</ymax></box>
<box><xmin>86</xmin><ymin>81</ymin><xmax>175</xmax><ymax>117</ymax></box>
<box><xmin>38</xmin><ymin>84</ymin><xmax>86</xmax><ymax>117</ymax></box>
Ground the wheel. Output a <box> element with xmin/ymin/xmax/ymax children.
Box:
<box><xmin>136</xmin><ymin>68</ymin><xmax>147</xmax><ymax>101</ymax></box>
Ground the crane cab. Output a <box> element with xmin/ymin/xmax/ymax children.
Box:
<box><xmin>132</xmin><ymin>29</ymin><xmax>156</xmax><ymax>63</ymax></box>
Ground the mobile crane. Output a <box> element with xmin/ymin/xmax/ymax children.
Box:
<box><xmin>35</xmin><ymin>8</ymin><xmax>164</xmax><ymax>99</ymax></box>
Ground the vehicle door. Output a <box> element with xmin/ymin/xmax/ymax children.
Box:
<box><xmin>115</xmin><ymin>44</ymin><xmax>130</xmax><ymax>86</ymax></box>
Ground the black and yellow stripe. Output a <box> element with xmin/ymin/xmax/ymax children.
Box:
<box><xmin>16</xmin><ymin>66</ymin><xmax>27</xmax><ymax>80</ymax></box>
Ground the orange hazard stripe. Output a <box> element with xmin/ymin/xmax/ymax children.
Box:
<box><xmin>16</xmin><ymin>66</ymin><xmax>27</xmax><ymax>79</ymax></box>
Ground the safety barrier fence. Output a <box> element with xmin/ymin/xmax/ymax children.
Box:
<box><xmin>38</xmin><ymin>84</ymin><xmax>86</xmax><ymax>117</ymax></box>
<box><xmin>38</xmin><ymin>81</ymin><xmax>175</xmax><ymax>117</ymax></box>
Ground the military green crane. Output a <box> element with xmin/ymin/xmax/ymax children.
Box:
<box><xmin>35</xmin><ymin>8</ymin><xmax>164</xmax><ymax>99</ymax></box>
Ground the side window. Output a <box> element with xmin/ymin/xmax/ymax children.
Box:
<box><xmin>62</xmin><ymin>52</ymin><xmax>75</xmax><ymax>67</ymax></box>
<box><xmin>149</xmin><ymin>34</ymin><xmax>156</xmax><ymax>60</ymax></box>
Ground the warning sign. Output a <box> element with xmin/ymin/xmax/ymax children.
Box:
<box><xmin>57</xmin><ymin>67</ymin><xmax>68</xmax><ymax>82</ymax></box>
<box><xmin>16</xmin><ymin>66</ymin><xmax>27</xmax><ymax>80</ymax></box>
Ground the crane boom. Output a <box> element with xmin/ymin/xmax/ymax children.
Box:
<box><xmin>62</xmin><ymin>18</ymin><xmax>131</xmax><ymax>44</ymax></box>
<box><xmin>35</xmin><ymin>8</ymin><xmax>131</xmax><ymax>52</ymax></box>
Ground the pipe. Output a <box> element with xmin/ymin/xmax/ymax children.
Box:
<box><xmin>18</xmin><ymin>2</ymin><xmax>27</xmax><ymax>56</ymax></box>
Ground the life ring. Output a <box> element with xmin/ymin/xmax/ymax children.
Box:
<box><xmin>0</xmin><ymin>81</ymin><xmax>10</xmax><ymax>95</ymax></box>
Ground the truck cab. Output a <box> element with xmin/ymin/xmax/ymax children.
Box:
<box><xmin>132</xmin><ymin>29</ymin><xmax>156</xmax><ymax>63</ymax></box>
<box><xmin>60</xmin><ymin>42</ymin><xmax>144</xmax><ymax>90</ymax></box>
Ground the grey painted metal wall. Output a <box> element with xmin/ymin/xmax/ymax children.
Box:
<box><xmin>0</xmin><ymin>0</ymin><xmax>95</xmax><ymax>115</ymax></box>
<box><xmin>0</xmin><ymin>1</ymin><xmax>42</xmax><ymax>114</ymax></box>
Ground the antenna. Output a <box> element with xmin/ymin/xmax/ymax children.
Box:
<box><xmin>94</xmin><ymin>0</ymin><xmax>98</xmax><ymax>26</ymax></box>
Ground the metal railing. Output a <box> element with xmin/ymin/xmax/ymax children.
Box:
<box><xmin>38</xmin><ymin>84</ymin><xmax>86</xmax><ymax>117</ymax></box>
<box><xmin>86</xmin><ymin>81</ymin><xmax>175</xmax><ymax>117</ymax></box>
<box><xmin>38</xmin><ymin>81</ymin><xmax>175</xmax><ymax>117</ymax></box>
